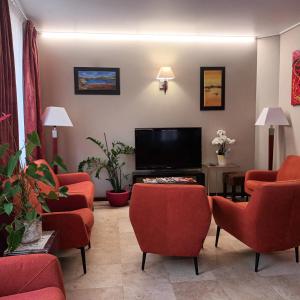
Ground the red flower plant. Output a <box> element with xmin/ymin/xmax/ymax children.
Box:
<box><xmin>0</xmin><ymin>113</ymin><xmax>11</xmax><ymax>122</ymax></box>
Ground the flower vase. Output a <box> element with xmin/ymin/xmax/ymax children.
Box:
<box><xmin>21</xmin><ymin>219</ymin><xmax>42</xmax><ymax>244</ymax></box>
<box><xmin>217</xmin><ymin>155</ymin><xmax>227</xmax><ymax>166</ymax></box>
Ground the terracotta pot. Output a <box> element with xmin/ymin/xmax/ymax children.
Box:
<box><xmin>106</xmin><ymin>190</ymin><xmax>130</xmax><ymax>207</ymax></box>
<box><xmin>21</xmin><ymin>219</ymin><xmax>42</xmax><ymax>244</ymax></box>
<box><xmin>217</xmin><ymin>154</ymin><xmax>227</xmax><ymax>166</ymax></box>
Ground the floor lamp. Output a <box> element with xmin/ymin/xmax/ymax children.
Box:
<box><xmin>255</xmin><ymin>107</ymin><xmax>289</xmax><ymax>170</ymax></box>
<box><xmin>43</xmin><ymin>106</ymin><xmax>73</xmax><ymax>173</ymax></box>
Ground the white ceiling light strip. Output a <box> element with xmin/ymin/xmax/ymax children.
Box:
<box><xmin>40</xmin><ymin>32</ymin><xmax>255</xmax><ymax>44</ymax></box>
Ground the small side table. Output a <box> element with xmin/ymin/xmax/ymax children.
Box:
<box><xmin>202</xmin><ymin>163</ymin><xmax>240</xmax><ymax>195</ymax></box>
<box><xmin>223</xmin><ymin>172</ymin><xmax>246</xmax><ymax>201</ymax></box>
<box><xmin>4</xmin><ymin>231</ymin><xmax>58</xmax><ymax>256</ymax></box>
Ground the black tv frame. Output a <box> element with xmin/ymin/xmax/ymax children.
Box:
<box><xmin>134</xmin><ymin>127</ymin><xmax>202</xmax><ymax>171</ymax></box>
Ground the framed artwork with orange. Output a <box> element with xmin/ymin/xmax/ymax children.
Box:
<box><xmin>291</xmin><ymin>50</ymin><xmax>300</xmax><ymax>106</ymax></box>
<box><xmin>200</xmin><ymin>67</ymin><xmax>225</xmax><ymax>111</ymax></box>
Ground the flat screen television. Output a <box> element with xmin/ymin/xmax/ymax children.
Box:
<box><xmin>135</xmin><ymin>127</ymin><xmax>202</xmax><ymax>170</ymax></box>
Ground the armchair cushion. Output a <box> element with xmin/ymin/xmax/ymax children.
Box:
<box><xmin>66</xmin><ymin>181</ymin><xmax>94</xmax><ymax>210</ymax></box>
<box><xmin>46</xmin><ymin>194</ymin><xmax>89</xmax><ymax>212</ymax></box>
<box><xmin>0</xmin><ymin>254</ymin><xmax>64</xmax><ymax>298</ymax></box>
<box><xmin>0</xmin><ymin>287</ymin><xmax>65</xmax><ymax>300</ymax></box>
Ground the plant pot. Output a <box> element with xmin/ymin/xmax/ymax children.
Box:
<box><xmin>106</xmin><ymin>190</ymin><xmax>130</xmax><ymax>207</ymax></box>
<box><xmin>217</xmin><ymin>154</ymin><xmax>227</xmax><ymax>166</ymax></box>
<box><xmin>21</xmin><ymin>219</ymin><xmax>42</xmax><ymax>244</ymax></box>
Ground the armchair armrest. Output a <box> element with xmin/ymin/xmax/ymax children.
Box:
<box><xmin>0</xmin><ymin>254</ymin><xmax>65</xmax><ymax>297</ymax></box>
<box><xmin>42</xmin><ymin>211</ymin><xmax>90</xmax><ymax>248</ymax></box>
<box><xmin>57</xmin><ymin>172</ymin><xmax>91</xmax><ymax>186</ymax></box>
<box><xmin>46</xmin><ymin>194</ymin><xmax>89</xmax><ymax>212</ymax></box>
<box><xmin>212</xmin><ymin>196</ymin><xmax>248</xmax><ymax>233</ymax></box>
<box><xmin>245</xmin><ymin>170</ymin><xmax>278</xmax><ymax>182</ymax></box>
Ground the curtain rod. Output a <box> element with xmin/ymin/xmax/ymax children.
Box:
<box><xmin>9</xmin><ymin>0</ymin><xmax>28</xmax><ymax>20</ymax></box>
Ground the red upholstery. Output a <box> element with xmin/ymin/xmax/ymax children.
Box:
<box><xmin>245</xmin><ymin>155</ymin><xmax>300</xmax><ymax>195</ymax></box>
<box><xmin>34</xmin><ymin>159</ymin><xmax>94</xmax><ymax>210</ymax></box>
<box><xmin>42</xmin><ymin>208</ymin><xmax>94</xmax><ymax>249</ymax></box>
<box><xmin>130</xmin><ymin>184</ymin><xmax>211</xmax><ymax>257</ymax></box>
<box><xmin>213</xmin><ymin>181</ymin><xmax>300</xmax><ymax>253</ymax></box>
<box><xmin>27</xmin><ymin>183</ymin><xmax>94</xmax><ymax>250</ymax></box>
<box><xmin>276</xmin><ymin>155</ymin><xmax>300</xmax><ymax>181</ymax></box>
<box><xmin>0</xmin><ymin>254</ymin><xmax>65</xmax><ymax>299</ymax></box>
<box><xmin>0</xmin><ymin>287</ymin><xmax>64</xmax><ymax>300</ymax></box>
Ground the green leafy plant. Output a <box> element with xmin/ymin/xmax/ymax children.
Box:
<box><xmin>0</xmin><ymin>114</ymin><xmax>68</xmax><ymax>251</ymax></box>
<box><xmin>78</xmin><ymin>133</ymin><xmax>134</xmax><ymax>192</ymax></box>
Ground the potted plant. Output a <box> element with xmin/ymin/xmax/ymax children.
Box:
<box><xmin>79</xmin><ymin>134</ymin><xmax>134</xmax><ymax>207</ymax></box>
<box><xmin>212</xmin><ymin>129</ymin><xmax>235</xmax><ymax>166</ymax></box>
<box><xmin>0</xmin><ymin>113</ymin><xmax>68</xmax><ymax>252</ymax></box>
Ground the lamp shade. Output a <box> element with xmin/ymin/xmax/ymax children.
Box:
<box><xmin>255</xmin><ymin>107</ymin><xmax>289</xmax><ymax>126</ymax></box>
<box><xmin>43</xmin><ymin>106</ymin><xmax>73</xmax><ymax>127</ymax></box>
<box><xmin>156</xmin><ymin>67</ymin><xmax>175</xmax><ymax>80</ymax></box>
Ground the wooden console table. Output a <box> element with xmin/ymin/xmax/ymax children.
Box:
<box><xmin>202</xmin><ymin>163</ymin><xmax>240</xmax><ymax>195</ymax></box>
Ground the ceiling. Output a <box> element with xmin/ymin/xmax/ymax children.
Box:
<box><xmin>19</xmin><ymin>0</ymin><xmax>300</xmax><ymax>37</ymax></box>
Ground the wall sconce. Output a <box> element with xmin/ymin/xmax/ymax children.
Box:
<box><xmin>156</xmin><ymin>66</ymin><xmax>175</xmax><ymax>94</ymax></box>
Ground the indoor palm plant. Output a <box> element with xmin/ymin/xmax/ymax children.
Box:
<box><xmin>78</xmin><ymin>133</ymin><xmax>134</xmax><ymax>206</ymax></box>
<box><xmin>0</xmin><ymin>113</ymin><xmax>68</xmax><ymax>252</ymax></box>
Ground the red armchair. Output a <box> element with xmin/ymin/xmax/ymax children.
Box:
<box><xmin>0</xmin><ymin>254</ymin><xmax>65</xmax><ymax>299</ymax></box>
<box><xmin>34</xmin><ymin>159</ymin><xmax>94</xmax><ymax>210</ymax></box>
<box><xmin>130</xmin><ymin>184</ymin><xmax>212</xmax><ymax>275</ymax></box>
<box><xmin>245</xmin><ymin>155</ymin><xmax>300</xmax><ymax>195</ymax></box>
<box><xmin>28</xmin><ymin>181</ymin><xmax>94</xmax><ymax>274</ymax></box>
<box><xmin>213</xmin><ymin>181</ymin><xmax>300</xmax><ymax>272</ymax></box>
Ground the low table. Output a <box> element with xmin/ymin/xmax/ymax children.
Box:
<box><xmin>223</xmin><ymin>172</ymin><xmax>247</xmax><ymax>202</ymax></box>
<box><xmin>143</xmin><ymin>177</ymin><xmax>198</xmax><ymax>184</ymax></box>
<box><xmin>4</xmin><ymin>231</ymin><xmax>58</xmax><ymax>256</ymax></box>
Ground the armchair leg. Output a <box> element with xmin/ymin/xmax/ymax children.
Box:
<box><xmin>215</xmin><ymin>226</ymin><xmax>221</xmax><ymax>247</ymax></box>
<box><xmin>295</xmin><ymin>247</ymin><xmax>299</xmax><ymax>263</ymax></box>
<box><xmin>193</xmin><ymin>257</ymin><xmax>199</xmax><ymax>275</ymax></box>
<box><xmin>80</xmin><ymin>247</ymin><xmax>87</xmax><ymax>274</ymax></box>
<box><xmin>88</xmin><ymin>242</ymin><xmax>91</xmax><ymax>249</ymax></box>
<box><xmin>142</xmin><ymin>252</ymin><xmax>147</xmax><ymax>271</ymax></box>
<box><xmin>255</xmin><ymin>253</ymin><xmax>260</xmax><ymax>272</ymax></box>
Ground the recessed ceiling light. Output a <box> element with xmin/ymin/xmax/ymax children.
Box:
<box><xmin>40</xmin><ymin>32</ymin><xmax>255</xmax><ymax>44</ymax></box>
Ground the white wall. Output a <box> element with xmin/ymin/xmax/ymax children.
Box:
<box><xmin>255</xmin><ymin>36</ymin><xmax>280</xmax><ymax>169</ymax></box>
<box><xmin>278</xmin><ymin>25</ymin><xmax>300</xmax><ymax>162</ymax></box>
<box><xmin>38</xmin><ymin>38</ymin><xmax>257</xmax><ymax>196</ymax></box>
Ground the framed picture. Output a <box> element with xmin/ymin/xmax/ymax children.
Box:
<box><xmin>74</xmin><ymin>67</ymin><xmax>120</xmax><ymax>95</ymax></box>
<box><xmin>200</xmin><ymin>67</ymin><xmax>225</xmax><ymax>111</ymax></box>
<box><xmin>291</xmin><ymin>50</ymin><xmax>300</xmax><ymax>106</ymax></box>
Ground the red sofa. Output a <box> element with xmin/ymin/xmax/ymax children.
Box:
<box><xmin>245</xmin><ymin>155</ymin><xmax>300</xmax><ymax>195</ymax></box>
<box><xmin>0</xmin><ymin>254</ymin><xmax>65</xmax><ymax>299</ymax></box>
<box><xmin>34</xmin><ymin>159</ymin><xmax>94</xmax><ymax>210</ymax></box>
<box><xmin>213</xmin><ymin>181</ymin><xmax>300</xmax><ymax>272</ymax></box>
<box><xmin>130</xmin><ymin>184</ymin><xmax>212</xmax><ymax>275</ymax></box>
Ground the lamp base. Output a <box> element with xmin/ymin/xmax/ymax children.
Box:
<box><xmin>52</xmin><ymin>127</ymin><xmax>58</xmax><ymax>174</ymax></box>
<box><xmin>268</xmin><ymin>125</ymin><xmax>275</xmax><ymax>170</ymax></box>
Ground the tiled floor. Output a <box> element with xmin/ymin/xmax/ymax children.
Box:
<box><xmin>59</xmin><ymin>202</ymin><xmax>300</xmax><ymax>299</ymax></box>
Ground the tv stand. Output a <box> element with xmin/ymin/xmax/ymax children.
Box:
<box><xmin>132</xmin><ymin>169</ymin><xmax>205</xmax><ymax>185</ymax></box>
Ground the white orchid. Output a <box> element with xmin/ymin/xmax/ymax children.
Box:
<box><xmin>212</xmin><ymin>130</ymin><xmax>235</xmax><ymax>155</ymax></box>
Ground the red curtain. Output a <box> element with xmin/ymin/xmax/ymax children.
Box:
<box><xmin>23</xmin><ymin>20</ymin><xmax>44</xmax><ymax>158</ymax></box>
<box><xmin>0</xmin><ymin>0</ymin><xmax>19</xmax><ymax>153</ymax></box>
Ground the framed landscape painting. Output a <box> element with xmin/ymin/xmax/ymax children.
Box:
<box><xmin>200</xmin><ymin>67</ymin><xmax>225</xmax><ymax>110</ymax></box>
<box><xmin>291</xmin><ymin>50</ymin><xmax>300</xmax><ymax>106</ymax></box>
<box><xmin>74</xmin><ymin>67</ymin><xmax>120</xmax><ymax>95</ymax></box>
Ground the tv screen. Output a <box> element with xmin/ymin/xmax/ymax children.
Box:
<box><xmin>135</xmin><ymin>127</ymin><xmax>202</xmax><ymax>170</ymax></box>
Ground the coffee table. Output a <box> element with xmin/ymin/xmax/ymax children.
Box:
<box><xmin>4</xmin><ymin>230</ymin><xmax>58</xmax><ymax>256</ymax></box>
